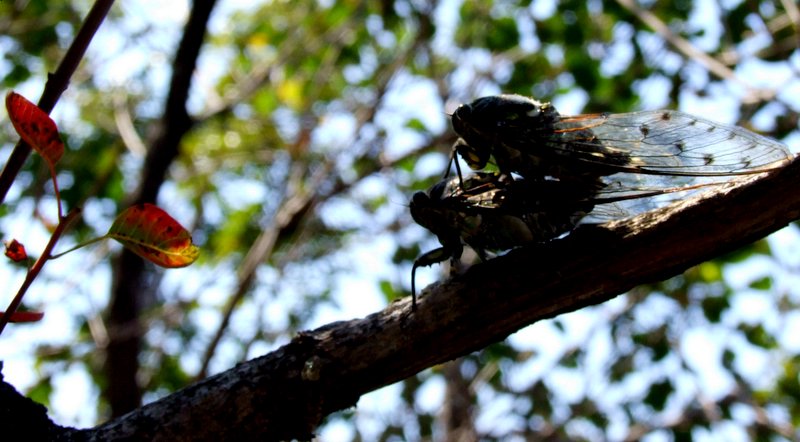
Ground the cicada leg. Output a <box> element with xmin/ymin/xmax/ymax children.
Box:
<box><xmin>445</xmin><ymin>139</ymin><xmax>468</xmax><ymax>189</ymax></box>
<box><xmin>411</xmin><ymin>243</ymin><xmax>463</xmax><ymax>310</ymax></box>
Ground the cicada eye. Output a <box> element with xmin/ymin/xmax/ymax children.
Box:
<box><xmin>451</xmin><ymin>104</ymin><xmax>471</xmax><ymax>134</ymax></box>
<box><xmin>454</xmin><ymin>103</ymin><xmax>471</xmax><ymax>118</ymax></box>
<box><xmin>411</xmin><ymin>191</ymin><xmax>432</xmax><ymax>207</ymax></box>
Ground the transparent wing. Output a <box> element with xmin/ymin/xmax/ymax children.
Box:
<box><xmin>582</xmin><ymin>181</ymin><xmax>725</xmax><ymax>223</ymax></box>
<box><xmin>554</xmin><ymin>110</ymin><xmax>792</xmax><ymax>176</ymax></box>
<box><xmin>545</xmin><ymin>110</ymin><xmax>793</xmax><ymax>221</ymax></box>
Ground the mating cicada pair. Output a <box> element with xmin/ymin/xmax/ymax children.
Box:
<box><xmin>409</xmin><ymin>94</ymin><xmax>793</xmax><ymax>309</ymax></box>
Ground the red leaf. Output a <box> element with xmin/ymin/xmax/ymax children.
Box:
<box><xmin>5</xmin><ymin>91</ymin><xmax>64</xmax><ymax>166</ymax></box>
<box><xmin>4</xmin><ymin>239</ymin><xmax>27</xmax><ymax>262</ymax></box>
<box><xmin>108</xmin><ymin>203</ymin><xmax>199</xmax><ymax>268</ymax></box>
<box><xmin>0</xmin><ymin>311</ymin><xmax>44</xmax><ymax>323</ymax></box>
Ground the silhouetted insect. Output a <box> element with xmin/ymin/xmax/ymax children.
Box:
<box><xmin>408</xmin><ymin>96</ymin><xmax>793</xmax><ymax>308</ymax></box>
<box><xmin>409</xmin><ymin>165</ymin><xmax>785</xmax><ymax>309</ymax></box>
<box><xmin>448</xmin><ymin>94</ymin><xmax>792</xmax><ymax>194</ymax></box>
<box><xmin>410</xmin><ymin>172</ymin><xmax>603</xmax><ymax>309</ymax></box>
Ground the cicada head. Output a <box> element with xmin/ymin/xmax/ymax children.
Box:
<box><xmin>409</xmin><ymin>185</ymin><xmax>450</xmax><ymax>235</ymax></box>
<box><xmin>451</xmin><ymin>95</ymin><xmax>556</xmax><ymax>172</ymax></box>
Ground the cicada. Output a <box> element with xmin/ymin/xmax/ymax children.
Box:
<box><xmin>410</xmin><ymin>172</ymin><xmax>599</xmax><ymax>309</ymax></box>
<box><xmin>408</xmin><ymin>95</ymin><xmax>793</xmax><ymax>308</ymax></box>
<box><xmin>449</xmin><ymin>94</ymin><xmax>793</xmax><ymax>193</ymax></box>
<box><xmin>409</xmin><ymin>166</ymin><xmax>773</xmax><ymax>309</ymax></box>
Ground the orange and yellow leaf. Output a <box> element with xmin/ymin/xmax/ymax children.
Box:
<box><xmin>5</xmin><ymin>91</ymin><xmax>64</xmax><ymax>166</ymax></box>
<box><xmin>108</xmin><ymin>203</ymin><xmax>199</xmax><ymax>268</ymax></box>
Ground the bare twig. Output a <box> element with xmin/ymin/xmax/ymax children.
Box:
<box><xmin>113</xmin><ymin>94</ymin><xmax>147</xmax><ymax>157</ymax></box>
<box><xmin>779</xmin><ymin>0</ymin><xmax>800</xmax><ymax>39</ymax></box>
<box><xmin>195</xmin><ymin>163</ymin><xmax>320</xmax><ymax>379</ymax></box>
<box><xmin>0</xmin><ymin>208</ymin><xmax>82</xmax><ymax>335</ymax></box>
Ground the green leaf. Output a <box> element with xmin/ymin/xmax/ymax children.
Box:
<box><xmin>739</xmin><ymin>323</ymin><xmax>777</xmax><ymax>349</ymax></box>
<box><xmin>405</xmin><ymin>118</ymin><xmax>427</xmax><ymax>132</ymax></box>
<box><xmin>379</xmin><ymin>280</ymin><xmax>395</xmax><ymax>300</ymax></box>
<box><xmin>701</xmin><ymin>295</ymin><xmax>729</xmax><ymax>323</ymax></box>
<box><xmin>644</xmin><ymin>379</ymin><xmax>673</xmax><ymax>411</ymax></box>
<box><xmin>748</xmin><ymin>276</ymin><xmax>772</xmax><ymax>291</ymax></box>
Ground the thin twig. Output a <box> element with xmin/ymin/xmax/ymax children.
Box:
<box><xmin>780</xmin><ymin>0</ymin><xmax>800</xmax><ymax>39</ymax></box>
<box><xmin>0</xmin><ymin>208</ymin><xmax>82</xmax><ymax>335</ymax></box>
<box><xmin>195</xmin><ymin>163</ymin><xmax>319</xmax><ymax>379</ymax></box>
<box><xmin>113</xmin><ymin>94</ymin><xmax>147</xmax><ymax>157</ymax></box>
<box><xmin>48</xmin><ymin>234</ymin><xmax>107</xmax><ymax>259</ymax></box>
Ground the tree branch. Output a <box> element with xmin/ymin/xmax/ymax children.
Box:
<box><xmin>54</xmin><ymin>157</ymin><xmax>799</xmax><ymax>440</ymax></box>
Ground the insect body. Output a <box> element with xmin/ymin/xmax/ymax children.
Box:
<box><xmin>408</xmin><ymin>95</ymin><xmax>794</xmax><ymax>308</ymax></box>
<box><xmin>410</xmin><ymin>172</ymin><xmax>597</xmax><ymax>309</ymax></box>
<box><xmin>449</xmin><ymin>94</ymin><xmax>793</xmax><ymax>192</ymax></box>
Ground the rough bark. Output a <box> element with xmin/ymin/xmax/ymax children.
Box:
<box><xmin>3</xmin><ymin>156</ymin><xmax>798</xmax><ymax>440</ymax></box>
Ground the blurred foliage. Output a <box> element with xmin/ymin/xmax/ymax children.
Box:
<box><xmin>1</xmin><ymin>0</ymin><xmax>799</xmax><ymax>439</ymax></box>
